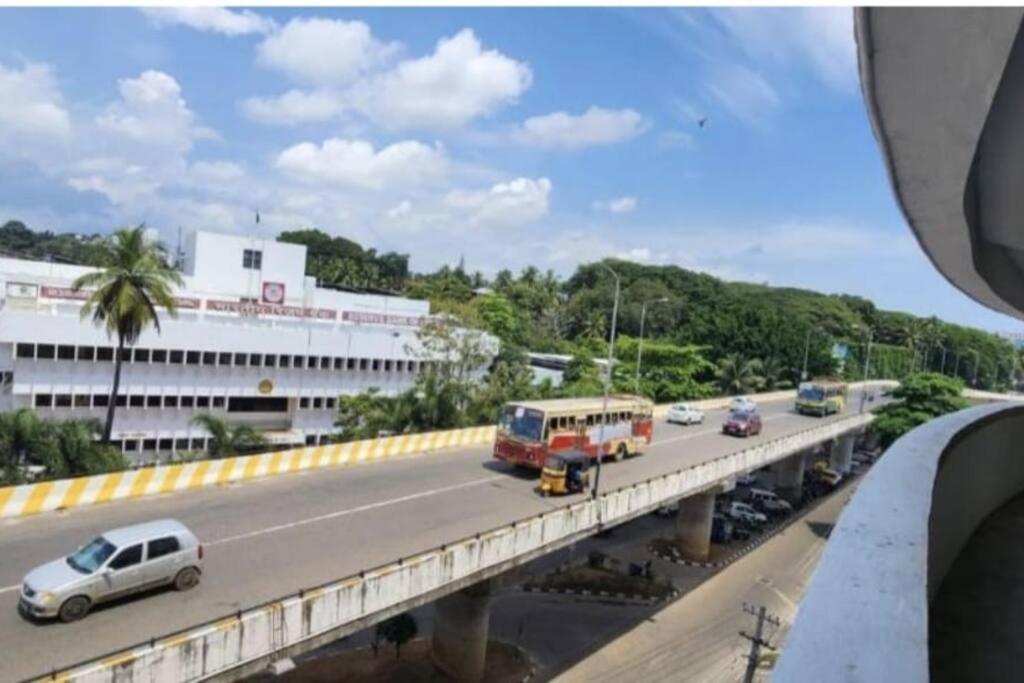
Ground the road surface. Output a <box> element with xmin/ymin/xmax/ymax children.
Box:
<box><xmin>551</xmin><ymin>479</ymin><xmax>858</xmax><ymax>682</ymax></box>
<box><xmin>0</xmin><ymin>391</ymin><xmax>876</xmax><ymax>681</ymax></box>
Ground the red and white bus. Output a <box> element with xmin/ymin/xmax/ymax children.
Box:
<box><xmin>493</xmin><ymin>396</ymin><xmax>655</xmax><ymax>470</ymax></box>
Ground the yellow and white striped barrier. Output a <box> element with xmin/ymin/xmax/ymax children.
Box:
<box><xmin>0</xmin><ymin>425</ymin><xmax>497</xmax><ymax>520</ymax></box>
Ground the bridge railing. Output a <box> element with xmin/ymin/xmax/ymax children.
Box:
<box><xmin>44</xmin><ymin>411</ymin><xmax>876</xmax><ymax>683</ymax></box>
<box><xmin>774</xmin><ymin>402</ymin><xmax>1024</xmax><ymax>682</ymax></box>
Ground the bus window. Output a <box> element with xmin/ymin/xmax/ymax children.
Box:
<box><xmin>543</xmin><ymin>422</ymin><xmax>550</xmax><ymax>441</ymax></box>
<box><xmin>586</xmin><ymin>414</ymin><xmax>594</xmax><ymax>426</ymax></box>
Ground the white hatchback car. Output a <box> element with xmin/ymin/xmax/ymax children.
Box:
<box><xmin>19</xmin><ymin>519</ymin><xmax>203</xmax><ymax>622</ymax></box>
<box><xmin>729</xmin><ymin>396</ymin><xmax>758</xmax><ymax>414</ymax></box>
<box><xmin>667</xmin><ymin>403</ymin><xmax>704</xmax><ymax>425</ymax></box>
<box><xmin>727</xmin><ymin>501</ymin><xmax>768</xmax><ymax>525</ymax></box>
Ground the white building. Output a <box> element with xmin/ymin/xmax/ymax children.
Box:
<box><xmin>0</xmin><ymin>230</ymin><xmax>495</xmax><ymax>461</ymax></box>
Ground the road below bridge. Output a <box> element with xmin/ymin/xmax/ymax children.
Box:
<box><xmin>0</xmin><ymin>390</ymin><xmax>880</xmax><ymax>681</ymax></box>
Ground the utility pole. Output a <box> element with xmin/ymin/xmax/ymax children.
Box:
<box><xmin>635</xmin><ymin>297</ymin><xmax>669</xmax><ymax>394</ymax></box>
<box><xmin>740</xmin><ymin>603</ymin><xmax>781</xmax><ymax>683</ymax></box>
<box><xmin>860</xmin><ymin>329</ymin><xmax>873</xmax><ymax>414</ymax></box>
<box><xmin>801</xmin><ymin>328</ymin><xmax>814</xmax><ymax>381</ymax></box>
<box><xmin>592</xmin><ymin>262</ymin><xmax>620</xmax><ymax>500</ymax></box>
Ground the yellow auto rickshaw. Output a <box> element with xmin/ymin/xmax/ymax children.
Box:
<box><xmin>539</xmin><ymin>452</ymin><xmax>591</xmax><ymax>496</ymax></box>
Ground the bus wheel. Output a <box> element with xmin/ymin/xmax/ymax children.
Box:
<box><xmin>614</xmin><ymin>444</ymin><xmax>628</xmax><ymax>462</ymax></box>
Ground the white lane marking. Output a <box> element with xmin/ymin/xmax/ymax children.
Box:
<box><xmin>0</xmin><ymin>583</ymin><xmax>19</xmax><ymax>594</ymax></box>
<box><xmin>206</xmin><ymin>475</ymin><xmax>505</xmax><ymax>547</ymax></box>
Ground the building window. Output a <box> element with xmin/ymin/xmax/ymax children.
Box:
<box><xmin>186</xmin><ymin>351</ymin><xmax>201</xmax><ymax>366</ymax></box>
<box><xmin>299</xmin><ymin>397</ymin><xmax>310</xmax><ymax>409</ymax></box>
<box><xmin>318</xmin><ymin>356</ymin><xmax>329</xmax><ymax>369</ymax></box>
<box><xmin>359</xmin><ymin>358</ymin><xmax>368</xmax><ymax>371</ymax></box>
<box><xmin>158</xmin><ymin>438</ymin><xmax>173</xmax><ymax>451</ymax></box>
<box><xmin>174</xmin><ymin>438</ymin><xmax>189</xmax><ymax>451</ymax></box>
<box><xmin>97</xmin><ymin>347</ymin><xmax>114</xmax><ymax>362</ymax></box>
<box><xmin>94</xmin><ymin>394</ymin><xmax>109</xmax><ymax>408</ymax></box>
<box><xmin>325</xmin><ymin>397</ymin><xmax>336</xmax><ymax>409</ymax></box>
<box><xmin>55</xmin><ymin>394</ymin><xmax>72</xmax><ymax>408</ymax></box>
<box><xmin>142</xmin><ymin>439</ymin><xmax>157</xmax><ymax>451</ymax></box>
<box><xmin>77</xmin><ymin>346</ymin><xmax>95</xmax><ymax>361</ymax></box>
<box><xmin>124</xmin><ymin>440</ymin><xmax>138</xmax><ymax>453</ymax></box>
<box><xmin>116</xmin><ymin>395</ymin><xmax>128</xmax><ymax>407</ymax></box>
<box><xmin>264</xmin><ymin>354</ymin><xmax>277</xmax><ymax>368</ymax></box>
<box><xmin>169</xmin><ymin>349</ymin><xmax>184</xmax><ymax>365</ymax></box>
<box><xmin>134</xmin><ymin>348</ymin><xmax>150</xmax><ymax>363</ymax></box>
<box><xmin>152</xmin><ymin>349</ymin><xmax>167</xmax><ymax>364</ymax></box>
<box><xmin>242</xmin><ymin>249</ymin><xmax>263</xmax><ymax>270</ymax></box>
<box><xmin>129</xmin><ymin>395</ymin><xmax>144</xmax><ymax>408</ymax></box>
<box><xmin>372</xmin><ymin>359</ymin><xmax>381</xmax><ymax>372</ymax></box>
<box><xmin>384</xmin><ymin>360</ymin><xmax>393</xmax><ymax>372</ymax></box>
<box><xmin>305</xmin><ymin>434</ymin><xmax>317</xmax><ymax>446</ymax></box>
<box><xmin>146</xmin><ymin>395</ymin><xmax>161</xmax><ymax>408</ymax></box>
<box><xmin>307</xmin><ymin>356</ymin><xmax>318</xmax><ymax>369</ymax></box>
<box><xmin>234</xmin><ymin>353</ymin><xmax>247</xmax><ymax>367</ymax></box>
<box><xmin>395</xmin><ymin>360</ymin><xmax>404</xmax><ymax>372</ymax></box>
<box><xmin>212</xmin><ymin>396</ymin><xmax>225</xmax><ymax>408</ymax></box>
<box><xmin>196</xmin><ymin>396</ymin><xmax>210</xmax><ymax>408</ymax></box>
<box><xmin>16</xmin><ymin>343</ymin><xmax>34</xmax><ymax>359</ymax></box>
<box><xmin>313</xmin><ymin>397</ymin><xmax>323</xmax><ymax>409</ymax></box>
<box><xmin>228</xmin><ymin>397</ymin><xmax>288</xmax><ymax>413</ymax></box>
<box><xmin>249</xmin><ymin>353</ymin><xmax>262</xmax><ymax>367</ymax></box>
<box><xmin>35</xmin><ymin>394</ymin><xmax>52</xmax><ymax>408</ymax></box>
<box><xmin>57</xmin><ymin>345</ymin><xmax>75</xmax><ymax>360</ymax></box>
<box><xmin>164</xmin><ymin>396</ymin><xmax>179</xmax><ymax>408</ymax></box>
<box><xmin>36</xmin><ymin>344</ymin><xmax>55</xmax><ymax>360</ymax></box>
<box><xmin>180</xmin><ymin>395</ymin><xmax>194</xmax><ymax>408</ymax></box>
<box><xmin>218</xmin><ymin>352</ymin><xmax>232</xmax><ymax>366</ymax></box>
<box><xmin>202</xmin><ymin>351</ymin><xmax>216</xmax><ymax>366</ymax></box>
<box><xmin>347</xmin><ymin>358</ymin><xmax>356</xmax><ymax>370</ymax></box>
<box><xmin>279</xmin><ymin>355</ymin><xmax>291</xmax><ymax>368</ymax></box>
<box><xmin>74</xmin><ymin>395</ymin><xmax>90</xmax><ymax>408</ymax></box>
<box><xmin>333</xmin><ymin>357</ymin><xmax>343</xmax><ymax>370</ymax></box>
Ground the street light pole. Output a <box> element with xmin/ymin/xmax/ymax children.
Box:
<box><xmin>592</xmin><ymin>262</ymin><xmax>620</xmax><ymax>499</ymax></box>
<box><xmin>860</xmin><ymin>329</ymin><xmax>873</xmax><ymax>414</ymax></box>
<box><xmin>635</xmin><ymin>297</ymin><xmax>669</xmax><ymax>395</ymax></box>
<box><xmin>801</xmin><ymin>328</ymin><xmax>814</xmax><ymax>381</ymax></box>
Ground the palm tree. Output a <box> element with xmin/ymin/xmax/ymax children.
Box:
<box><xmin>190</xmin><ymin>414</ymin><xmax>267</xmax><ymax>459</ymax></box>
<box><xmin>716</xmin><ymin>354</ymin><xmax>765</xmax><ymax>395</ymax></box>
<box><xmin>73</xmin><ymin>226</ymin><xmax>183</xmax><ymax>443</ymax></box>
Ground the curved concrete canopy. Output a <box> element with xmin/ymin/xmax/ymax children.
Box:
<box><xmin>856</xmin><ymin>8</ymin><xmax>1024</xmax><ymax>320</ymax></box>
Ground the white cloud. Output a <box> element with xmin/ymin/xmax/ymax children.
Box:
<box><xmin>142</xmin><ymin>7</ymin><xmax>275</xmax><ymax>36</ymax></box>
<box><xmin>241</xmin><ymin>88</ymin><xmax>345</xmax><ymax>125</ymax></box>
<box><xmin>516</xmin><ymin>107</ymin><xmax>646</xmax><ymax>149</ymax></box>
<box><xmin>0</xmin><ymin>62</ymin><xmax>71</xmax><ymax>156</ymax></box>
<box><xmin>190</xmin><ymin>160</ymin><xmax>245</xmax><ymax>182</ymax></box>
<box><xmin>658</xmin><ymin>129</ymin><xmax>695</xmax><ymax>149</ymax></box>
<box><xmin>96</xmin><ymin>70</ymin><xmax>213</xmax><ymax>155</ymax></box>
<box><xmin>387</xmin><ymin>200</ymin><xmax>412</xmax><ymax>219</ymax></box>
<box><xmin>275</xmin><ymin>138</ymin><xmax>449</xmax><ymax>190</ymax></box>
<box><xmin>704</xmin><ymin>63</ymin><xmax>780</xmax><ymax>124</ymax></box>
<box><xmin>712</xmin><ymin>8</ymin><xmax>857</xmax><ymax>93</ymax></box>
<box><xmin>593</xmin><ymin>196</ymin><xmax>637</xmax><ymax>214</ymax></box>
<box><xmin>350</xmin><ymin>29</ymin><xmax>532</xmax><ymax>130</ymax></box>
<box><xmin>256</xmin><ymin>18</ymin><xmax>398</xmax><ymax>86</ymax></box>
<box><xmin>445</xmin><ymin>177</ymin><xmax>551</xmax><ymax>227</ymax></box>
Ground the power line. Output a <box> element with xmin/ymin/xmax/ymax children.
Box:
<box><xmin>739</xmin><ymin>603</ymin><xmax>781</xmax><ymax>683</ymax></box>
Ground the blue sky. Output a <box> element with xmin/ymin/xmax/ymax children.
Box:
<box><xmin>0</xmin><ymin>7</ymin><xmax>1018</xmax><ymax>333</ymax></box>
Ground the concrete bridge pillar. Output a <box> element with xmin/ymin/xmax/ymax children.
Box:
<box><xmin>431</xmin><ymin>577</ymin><xmax>498</xmax><ymax>682</ymax></box>
<box><xmin>772</xmin><ymin>450</ymin><xmax>808</xmax><ymax>505</ymax></box>
<box><xmin>675</xmin><ymin>490</ymin><xmax>717</xmax><ymax>562</ymax></box>
<box><xmin>829</xmin><ymin>433</ymin><xmax>855</xmax><ymax>475</ymax></box>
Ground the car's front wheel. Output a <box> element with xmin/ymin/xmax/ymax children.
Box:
<box><xmin>174</xmin><ymin>567</ymin><xmax>201</xmax><ymax>591</ymax></box>
<box><xmin>58</xmin><ymin>595</ymin><xmax>91</xmax><ymax>623</ymax></box>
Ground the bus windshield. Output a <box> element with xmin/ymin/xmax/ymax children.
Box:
<box><xmin>499</xmin><ymin>406</ymin><xmax>546</xmax><ymax>443</ymax></box>
<box><xmin>798</xmin><ymin>385</ymin><xmax>825</xmax><ymax>401</ymax></box>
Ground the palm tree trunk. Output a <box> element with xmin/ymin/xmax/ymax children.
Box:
<box><xmin>103</xmin><ymin>334</ymin><xmax>125</xmax><ymax>443</ymax></box>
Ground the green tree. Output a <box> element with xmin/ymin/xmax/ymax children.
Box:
<box><xmin>334</xmin><ymin>389</ymin><xmax>408</xmax><ymax>441</ymax></box>
<box><xmin>0</xmin><ymin>409</ymin><xmax>52</xmax><ymax>484</ymax></box>
<box><xmin>190</xmin><ymin>414</ymin><xmax>267</xmax><ymax>458</ymax></box>
<box><xmin>0</xmin><ymin>412</ymin><xmax>127</xmax><ymax>484</ymax></box>
<box><xmin>72</xmin><ymin>226</ymin><xmax>183</xmax><ymax>442</ymax></box>
<box><xmin>872</xmin><ymin>373</ymin><xmax>968</xmax><ymax>447</ymax></box>
<box><xmin>375</xmin><ymin>612</ymin><xmax>418</xmax><ymax>660</ymax></box>
<box><xmin>716</xmin><ymin>354</ymin><xmax>765</xmax><ymax>395</ymax></box>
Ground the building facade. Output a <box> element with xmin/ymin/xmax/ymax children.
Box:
<box><xmin>0</xmin><ymin>231</ymin><xmax>495</xmax><ymax>461</ymax></box>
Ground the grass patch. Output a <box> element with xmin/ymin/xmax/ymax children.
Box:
<box><xmin>525</xmin><ymin>564</ymin><xmax>675</xmax><ymax>600</ymax></box>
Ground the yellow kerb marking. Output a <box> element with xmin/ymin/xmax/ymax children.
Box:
<box><xmin>95</xmin><ymin>472</ymin><xmax>124</xmax><ymax>504</ymax></box>
<box><xmin>129</xmin><ymin>467</ymin><xmax>155</xmax><ymax>498</ymax></box>
<box><xmin>59</xmin><ymin>476</ymin><xmax>91</xmax><ymax>509</ymax></box>
<box><xmin>0</xmin><ymin>485</ymin><xmax>17</xmax><ymax>514</ymax></box>
<box><xmin>267</xmin><ymin>451</ymin><xmax>284</xmax><ymax>475</ymax></box>
<box><xmin>159</xmin><ymin>465</ymin><xmax>183</xmax><ymax>493</ymax></box>
<box><xmin>290</xmin><ymin>451</ymin><xmax>307</xmax><ymax>472</ymax></box>
<box><xmin>242</xmin><ymin>455</ymin><xmax>261</xmax><ymax>481</ymax></box>
<box><xmin>189</xmin><ymin>460</ymin><xmax>212</xmax><ymax>489</ymax></box>
<box><xmin>158</xmin><ymin>633</ymin><xmax>193</xmax><ymax>649</ymax></box>
<box><xmin>23</xmin><ymin>481</ymin><xmax>54</xmax><ymax>515</ymax></box>
<box><xmin>216</xmin><ymin>459</ymin><xmax>237</xmax><ymax>485</ymax></box>
<box><xmin>100</xmin><ymin>652</ymin><xmax>136</xmax><ymax>669</ymax></box>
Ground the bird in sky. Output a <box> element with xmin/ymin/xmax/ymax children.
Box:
<box><xmin>697</xmin><ymin>117</ymin><xmax>709</xmax><ymax>128</ymax></box>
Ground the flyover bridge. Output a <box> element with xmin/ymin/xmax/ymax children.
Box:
<box><xmin>3</xmin><ymin>387</ymin><xmax>888</xmax><ymax>682</ymax></box>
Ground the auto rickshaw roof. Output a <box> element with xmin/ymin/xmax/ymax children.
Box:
<box><xmin>551</xmin><ymin>451</ymin><xmax>589</xmax><ymax>466</ymax></box>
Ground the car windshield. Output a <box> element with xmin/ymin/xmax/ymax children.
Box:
<box><xmin>732</xmin><ymin>412</ymin><xmax>752</xmax><ymax>422</ymax></box>
<box><xmin>799</xmin><ymin>385</ymin><xmax>825</xmax><ymax>401</ymax></box>
<box><xmin>67</xmin><ymin>536</ymin><xmax>117</xmax><ymax>574</ymax></box>
<box><xmin>674</xmin><ymin>404</ymin><xmax>689</xmax><ymax>410</ymax></box>
<box><xmin>499</xmin><ymin>405</ymin><xmax>545</xmax><ymax>443</ymax></box>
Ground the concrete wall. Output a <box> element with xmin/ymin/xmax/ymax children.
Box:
<box><xmin>47</xmin><ymin>412</ymin><xmax>875</xmax><ymax>683</ymax></box>
<box><xmin>775</xmin><ymin>402</ymin><xmax>1024</xmax><ymax>683</ymax></box>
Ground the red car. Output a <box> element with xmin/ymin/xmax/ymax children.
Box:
<box><xmin>722</xmin><ymin>411</ymin><xmax>763</xmax><ymax>437</ymax></box>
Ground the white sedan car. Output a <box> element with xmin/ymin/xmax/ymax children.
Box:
<box><xmin>729</xmin><ymin>396</ymin><xmax>758</xmax><ymax>414</ymax></box>
<box><xmin>667</xmin><ymin>403</ymin><xmax>704</xmax><ymax>425</ymax></box>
